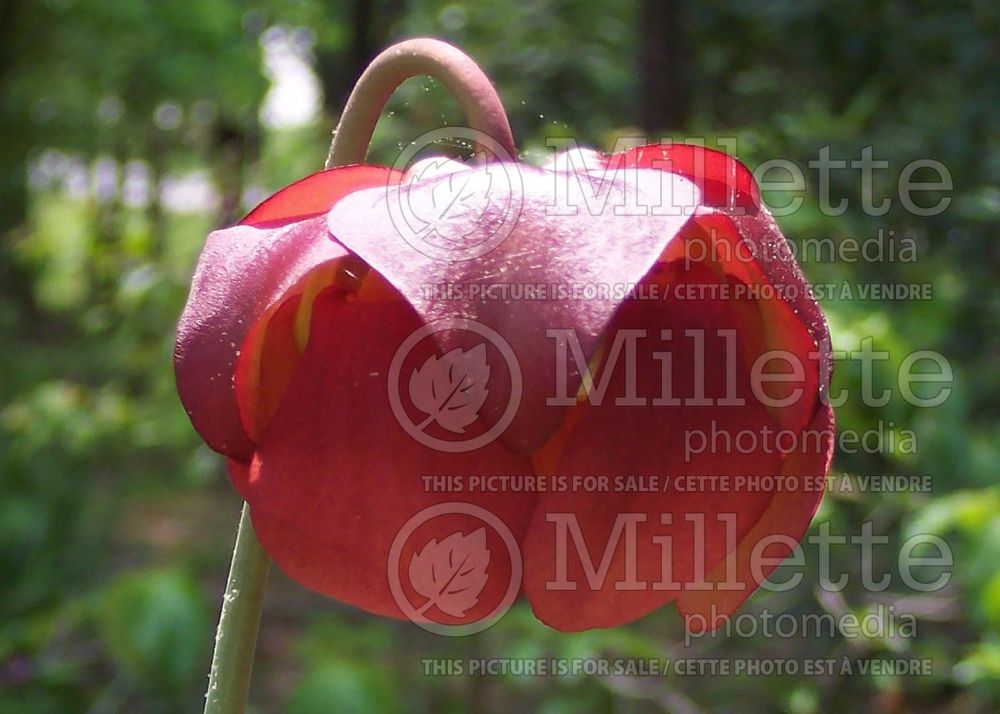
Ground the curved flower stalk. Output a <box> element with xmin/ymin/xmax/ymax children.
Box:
<box><xmin>179</xmin><ymin>36</ymin><xmax>835</xmax><ymax>712</ymax></box>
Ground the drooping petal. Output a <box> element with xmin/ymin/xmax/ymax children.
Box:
<box><xmin>675</xmin><ymin>402</ymin><xmax>834</xmax><ymax>630</ymax></box>
<box><xmin>616</xmin><ymin>143</ymin><xmax>833</xmax><ymax>427</ymax></box>
<box><xmin>248</xmin><ymin>287</ymin><xmax>537</xmax><ymax>623</ymax></box>
<box><xmin>226</xmin><ymin>458</ymin><xmax>252</xmax><ymax>499</ymax></box>
<box><xmin>613</xmin><ymin>144</ymin><xmax>831</xmax><ymax>381</ymax></box>
<box><xmin>677</xmin><ymin>214</ymin><xmax>822</xmax><ymax>436</ymax></box>
<box><xmin>175</xmin><ymin>216</ymin><xmax>344</xmax><ymax>461</ymax></box>
<box><xmin>515</xmin><ymin>140</ymin><xmax>834</xmax><ymax>628</ymax></box>
<box><xmin>233</xmin><ymin>293</ymin><xmax>304</xmax><ymax>446</ymax></box>
<box><xmin>175</xmin><ymin>166</ymin><xmax>394</xmax><ymax>461</ymax></box>
<box><xmin>720</xmin><ymin>210</ymin><xmax>833</xmax><ymax>383</ymax></box>
<box><xmin>242</xmin><ymin>165</ymin><xmax>399</xmax><ymax>227</ymax></box>
<box><xmin>521</xmin><ymin>260</ymin><xmax>825</xmax><ymax>631</ymax></box>
<box><xmin>615</xmin><ymin>143</ymin><xmax>760</xmax><ymax>211</ymax></box>
<box><xmin>326</xmin><ymin>163</ymin><xmax>701</xmax><ymax>453</ymax></box>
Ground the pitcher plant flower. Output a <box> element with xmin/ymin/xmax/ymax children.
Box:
<box><xmin>175</xmin><ymin>37</ymin><xmax>834</xmax><ymax>711</ymax></box>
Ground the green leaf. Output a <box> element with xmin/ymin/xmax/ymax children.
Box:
<box><xmin>288</xmin><ymin>661</ymin><xmax>401</xmax><ymax>714</ymax></box>
<box><xmin>96</xmin><ymin>567</ymin><xmax>209</xmax><ymax>696</ymax></box>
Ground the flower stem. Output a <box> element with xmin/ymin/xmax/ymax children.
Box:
<box><xmin>326</xmin><ymin>37</ymin><xmax>515</xmax><ymax>168</ymax></box>
<box><xmin>203</xmin><ymin>503</ymin><xmax>271</xmax><ymax>714</ymax></box>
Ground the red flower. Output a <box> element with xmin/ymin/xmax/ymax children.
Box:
<box><xmin>176</xmin><ymin>143</ymin><xmax>834</xmax><ymax>632</ymax></box>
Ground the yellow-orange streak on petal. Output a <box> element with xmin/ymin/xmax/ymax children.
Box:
<box><xmin>238</xmin><ymin>261</ymin><xmax>407</xmax><ymax>445</ymax></box>
<box><xmin>240</xmin><ymin>295</ymin><xmax>303</xmax><ymax>442</ymax></box>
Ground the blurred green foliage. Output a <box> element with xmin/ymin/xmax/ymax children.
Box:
<box><xmin>0</xmin><ymin>0</ymin><xmax>997</xmax><ymax>712</ymax></box>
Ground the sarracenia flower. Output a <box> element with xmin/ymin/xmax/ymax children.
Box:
<box><xmin>176</xmin><ymin>39</ymin><xmax>833</xmax><ymax>633</ymax></box>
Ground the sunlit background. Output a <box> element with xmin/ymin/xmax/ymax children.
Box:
<box><xmin>0</xmin><ymin>1</ymin><xmax>998</xmax><ymax>712</ymax></box>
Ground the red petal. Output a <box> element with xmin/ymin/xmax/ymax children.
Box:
<box><xmin>242</xmin><ymin>165</ymin><xmax>399</xmax><ymax>227</ymax></box>
<box><xmin>616</xmin><ymin>143</ymin><xmax>833</xmax><ymax>410</ymax></box>
<box><xmin>720</xmin><ymin>210</ymin><xmax>832</xmax><ymax>373</ymax></box>
<box><xmin>234</xmin><ymin>293</ymin><xmax>304</xmax><ymax>444</ymax></box>
<box><xmin>326</xmin><ymin>163</ymin><xmax>701</xmax><ymax>453</ymax></box>
<box><xmin>521</xmin><ymin>263</ymin><xmax>824</xmax><ymax>630</ymax></box>
<box><xmin>675</xmin><ymin>402</ymin><xmax>834</xmax><ymax>629</ymax></box>
<box><xmin>613</xmin><ymin>144</ymin><xmax>830</xmax><ymax>381</ymax></box>
<box><xmin>682</xmin><ymin>213</ymin><xmax>822</xmax><ymax>436</ymax></box>
<box><xmin>248</xmin><ymin>288</ymin><xmax>536</xmax><ymax>623</ymax></box>
<box><xmin>175</xmin><ymin>216</ymin><xmax>342</xmax><ymax>461</ymax></box>
<box><xmin>175</xmin><ymin>166</ymin><xmax>395</xmax><ymax>461</ymax></box>
<box><xmin>614</xmin><ymin>143</ymin><xmax>760</xmax><ymax>211</ymax></box>
<box><xmin>226</xmin><ymin>458</ymin><xmax>251</xmax><ymax>499</ymax></box>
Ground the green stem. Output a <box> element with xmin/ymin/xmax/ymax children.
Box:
<box><xmin>326</xmin><ymin>37</ymin><xmax>515</xmax><ymax>168</ymax></box>
<box><xmin>203</xmin><ymin>504</ymin><xmax>271</xmax><ymax>714</ymax></box>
